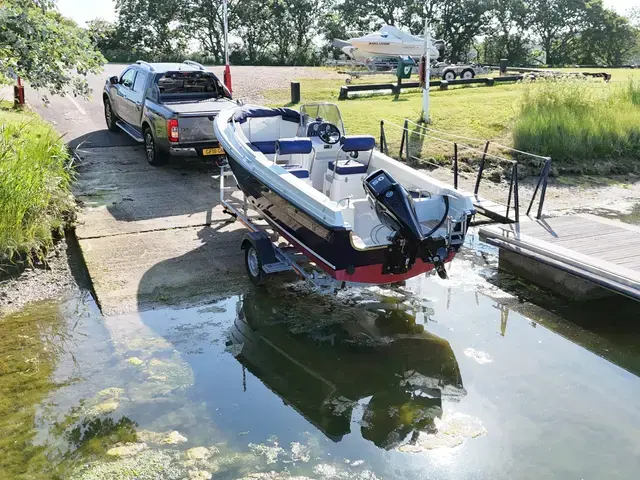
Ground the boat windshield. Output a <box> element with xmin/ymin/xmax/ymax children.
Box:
<box><xmin>300</xmin><ymin>103</ymin><xmax>345</xmax><ymax>135</ymax></box>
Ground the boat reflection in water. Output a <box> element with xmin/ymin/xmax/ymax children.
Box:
<box><xmin>230</xmin><ymin>289</ymin><xmax>466</xmax><ymax>450</ymax></box>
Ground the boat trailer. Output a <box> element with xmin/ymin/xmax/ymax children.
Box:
<box><xmin>218</xmin><ymin>164</ymin><xmax>353</xmax><ymax>291</ymax></box>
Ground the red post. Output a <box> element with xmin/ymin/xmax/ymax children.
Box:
<box><xmin>223</xmin><ymin>64</ymin><xmax>232</xmax><ymax>95</ymax></box>
<box><xmin>14</xmin><ymin>76</ymin><xmax>25</xmax><ymax>107</ymax></box>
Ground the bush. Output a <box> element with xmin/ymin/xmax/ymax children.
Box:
<box><xmin>0</xmin><ymin>103</ymin><xmax>75</xmax><ymax>267</ymax></box>
<box><xmin>513</xmin><ymin>79</ymin><xmax>640</xmax><ymax>168</ymax></box>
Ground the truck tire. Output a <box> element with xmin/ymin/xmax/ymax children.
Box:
<box><xmin>104</xmin><ymin>99</ymin><xmax>119</xmax><ymax>132</ymax></box>
<box><xmin>143</xmin><ymin>126</ymin><xmax>168</xmax><ymax>166</ymax></box>
<box><xmin>443</xmin><ymin>70</ymin><xmax>456</xmax><ymax>81</ymax></box>
<box><xmin>461</xmin><ymin>68</ymin><xmax>475</xmax><ymax>79</ymax></box>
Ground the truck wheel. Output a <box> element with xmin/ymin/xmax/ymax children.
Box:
<box><xmin>461</xmin><ymin>68</ymin><xmax>475</xmax><ymax>79</ymax></box>
<box><xmin>143</xmin><ymin>126</ymin><xmax>168</xmax><ymax>166</ymax></box>
<box><xmin>443</xmin><ymin>70</ymin><xmax>456</xmax><ymax>81</ymax></box>
<box><xmin>104</xmin><ymin>100</ymin><xmax>119</xmax><ymax>132</ymax></box>
<box><xmin>245</xmin><ymin>245</ymin><xmax>266</xmax><ymax>286</ymax></box>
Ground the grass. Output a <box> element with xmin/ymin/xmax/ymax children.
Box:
<box><xmin>513</xmin><ymin>80</ymin><xmax>640</xmax><ymax>171</ymax></box>
<box><xmin>0</xmin><ymin>102</ymin><xmax>75</xmax><ymax>268</ymax></box>
<box><xmin>266</xmin><ymin>68</ymin><xmax>640</xmax><ymax>176</ymax></box>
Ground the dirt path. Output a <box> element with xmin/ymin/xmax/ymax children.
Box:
<box><xmin>429</xmin><ymin>167</ymin><xmax>640</xmax><ymax>221</ymax></box>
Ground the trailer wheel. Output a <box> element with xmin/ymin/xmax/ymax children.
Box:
<box><xmin>245</xmin><ymin>244</ymin><xmax>266</xmax><ymax>286</ymax></box>
<box><xmin>442</xmin><ymin>70</ymin><xmax>456</xmax><ymax>81</ymax></box>
<box><xmin>461</xmin><ymin>68</ymin><xmax>475</xmax><ymax>79</ymax></box>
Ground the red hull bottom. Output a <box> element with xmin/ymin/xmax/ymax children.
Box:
<box><xmin>332</xmin><ymin>252</ymin><xmax>456</xmax><ymax>284</ymax></box>
<box><xmin>263</xmin><ymin>214</ymin><xmax>456</xmax><ymax>285</ymax></box>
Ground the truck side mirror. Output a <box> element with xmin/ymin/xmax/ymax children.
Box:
<box><xmin>109</xmin><ymin>76</ymin><xmax>119</xmax><ymax>85</ymax></box>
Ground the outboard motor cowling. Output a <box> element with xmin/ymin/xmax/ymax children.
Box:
<box><xmin>364</xmin><ymin>169</ymin><xmax>449</xmax><ymax>276</ymax></box>
<box><xmin>364</xmin><ymin>170</ymin><xmax>424</xmax><ymax>244</ymax></box>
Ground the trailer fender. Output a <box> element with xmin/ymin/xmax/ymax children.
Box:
<box><xmin>241</xmin><ymin>231</ymin><xmax>278</xmax><ymax>266</ymax></box>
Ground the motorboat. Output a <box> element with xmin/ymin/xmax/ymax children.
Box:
<box><xmin>213</xmin><ymin>102</ymin><xmax>475</xmax><ymax>285</ymax></box>
<box><xmin>334</xmin><ymin>25</ymin><xmax>444</xmax><ymax>62</ymax></box>
<box><xmin>229</xmin><ymin>289</ymin><xmax>465</xmax><ymax>449</ymax></box>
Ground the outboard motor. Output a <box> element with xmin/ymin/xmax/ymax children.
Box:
<box><xmin>364</xmin><ymin>169</ymin><xmax>449</xmax><ymax>277</ymax></box>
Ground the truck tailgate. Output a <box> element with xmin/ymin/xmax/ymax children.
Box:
<box><xmin>177</xmin><ymin>113</ymin><xmax>217</xmax><ymax>143</ymax></box>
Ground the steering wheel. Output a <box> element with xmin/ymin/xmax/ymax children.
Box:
<box><xmin>317</xmin><ymin>122</ymin><xmax>341</xmax><ymax>145</ymax></box>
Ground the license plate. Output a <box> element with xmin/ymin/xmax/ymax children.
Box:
<box><xmin>202</xmin><ymin>146</ymin><xmax>224</xmax><ymax>156</ymax></box>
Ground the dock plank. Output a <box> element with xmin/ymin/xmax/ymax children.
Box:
<box><xmin>479</xmin><ymin>214</ymin><xmax>640</xmax><ymax>301</ymax></box>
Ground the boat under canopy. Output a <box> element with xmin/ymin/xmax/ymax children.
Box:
<box><xmin>214</xmin><ymin>102</ymin><xmax>475</xmax><ymax>285</ymax></box>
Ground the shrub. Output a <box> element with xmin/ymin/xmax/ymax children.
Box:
<box><xmin>512</xmin><ymin>79</ymin><xmax>640</xmax><ymax>168</ymax></box>
<box><xmin>0</xmin><ymin>104</ymin><xmax>75</xmax><ymax>267</ymax></box>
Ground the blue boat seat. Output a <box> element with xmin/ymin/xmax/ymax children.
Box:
<box><xmin>283</xmin><ymin>164</ymin><xmax>310</xmax><ymax>179</ymax></box>
<box><xmin>248</xmin><ymin>141</ymin><xmax>277</xmax><ymax>154</ymax></box>
<box><xmin>276</xmin><ymin>138</ymin><xmax>313</xmax><ymax>155</ymax></box>
<box><xmin>328</xmin><ymin>160</ymin><xmax>368</xmax><ymax>175</ymax></box>
<box><xmin>339</xmin><ymin>135</ymin><xmax>376</xmax><ymax>152</ymax></box>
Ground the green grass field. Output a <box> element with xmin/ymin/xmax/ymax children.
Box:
<box><xmin>0</xmin><ymin>102</ymin><xmax>75</xmax><ymax>268</ymax></box>
<box><xmin>266</xmin><ymin>68</ymin><xmax>640</xmax><ymax>175</ymax></box>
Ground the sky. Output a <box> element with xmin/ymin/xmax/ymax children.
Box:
<box><xmin>57</xmin><ymin>0</ymin><xmax>637</xmax><ymax>26</ymax></box>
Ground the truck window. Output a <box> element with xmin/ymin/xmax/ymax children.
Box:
<box><xmin>120</xmin><ymin>69</ymin><xmax>136</xmax><ymax>89</ymax></box>
<box><xmin>156</xmin><ymin>72</ymin><xmax>224</xmax><ymax>97</ymax></box>
<box><xmin>133</xmin><ymin>72</ymin><xmax>148</xmax><ymax>93</ymax></box>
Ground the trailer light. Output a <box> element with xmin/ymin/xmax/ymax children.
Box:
<box><xmin>167</xmin><ymin>119</ymin><xmax>179</xmax><ymax>142</ymax></box>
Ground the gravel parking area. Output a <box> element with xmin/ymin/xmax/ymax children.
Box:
<box><xmin>203</xmin><ymin>66</ymin><xmax>343</xmax><ymax>104</ymax></box>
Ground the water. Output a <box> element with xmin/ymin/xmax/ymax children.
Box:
<box><xmin>2</xmin><ymin>236</ymin><xmax>640</xmax><ymax>479</ymax></box>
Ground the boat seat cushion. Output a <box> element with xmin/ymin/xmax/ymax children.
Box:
<box><xmin>275</xmin><ymin>137</ymin><xmax>313</xmax><ymax>155</ymax></box>
<box><xmin>283</xmin><ymin>165</ymin><xmax>310</xmax><ymax>179</ymax></box>
<box><xmin>248</xmin><ymin>141</ymin><xmax>277</xmax><ymax>154</ymax></box>
<box><xmin>233</xmin><ymin>106</ymin><xmax>300</xmax><ymax>124</ymax></box>
<box><xmin>328</xmin><ymin>160</ymin><xmax>368</xmax><ymax>175</ymax></box>
<box><xmin>340</xmin><ymin>135</ymin><xmax>375</xmax><ymax>152</ymax></box>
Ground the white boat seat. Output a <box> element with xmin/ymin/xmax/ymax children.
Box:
<box><xmin>328</xmin><ymin>160</ymin><xmax>367</xmax><ymax>175</ymax></box>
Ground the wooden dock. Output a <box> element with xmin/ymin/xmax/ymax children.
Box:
<box><xmin>479</xmin><ymin>214</ymin><xmax>640</xmax><ymax>301</ymax></box>
<box><xmin>472</xmin><ymin>194</ymin><xmax>517</xmax><ymax>224</ymax></box>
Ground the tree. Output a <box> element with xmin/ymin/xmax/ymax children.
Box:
<box><xmin>185</xmin><ymin>0</ymin><xmax>245</xmax><ymax>64</ymax></box>
<box><xmin>432</xmin><ymin>0</ymin><xmax>492</xmax><ymax>62</ymax></box>
<box><xmin>287</xmin><ymin>0</ymin><xmax>324</xmax><ymax>64</ymax></box>
<box><xmin>0</xmin><ymin>0</ymin><xmax>105</xmax><ymax>97</ymax></box>
<box><xmin>114</xmin><ymin>0</ymin><xmax>187</xmax><ymax>59</ymax></box>
<box><xmin>86</xmin><ymin>19</ymin><xmax>124</xmax><ymax>61</ymax></box>
<box><xmin>528</xmin><ymin>0</ymin><xmax>590</xmax><ymax>65</ymax></box>
<box><xmin>340</xmin><ymin>0</ymin><xmax>407</xmax><ymax>31</ymax></box>
<box><xmin>235</xmin><ymin>1</ymin><xmax>273</xmax><ymax>64</ymax></box>
<box><xmin>574</xmin><ymin>4</ymin><xmax>638</xmax><ymax>66</ymax></box>
<box><xmin>484</xmin><ymin>0</ymin><xmax>532</xmax><ymax>65</ymax></box>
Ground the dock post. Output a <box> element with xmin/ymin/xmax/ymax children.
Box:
<box><xmin>537</xmin><ymin>159</ymin><xmax>551</xmax><ymax>219</ymax></box>
<box><xmin>290</xmin><ymin>82</ymin><xmax>301</xmax><ymax>104</ymax></box>
<box><xmin>399</xmin><ymin>119</ymin><xmax>409</xmax><ymax>161</ymax></box>
<box><xmin>513</xmin><ymin>162</ymin><xmax>520</xmax><ymax>223</ymax></box>
<box><xmin>379</xmin><ymin>120</ymin><xmax>389</xmax><ymax>154</ymax></box>
<box><xmin>453</xmin><ymin>143</ymin><xmax>459</xmax><ymax>190</ymax></box>
<box><xmin>500</xmin><ymin>59</ymin><xmax>508</xmax><ymax>76</ymax></box>
<box><xmin>474</xmin><ymin>141</ymin><xmax>490</xmax><ymax>195</ymax></box>
<box><xmin>405</xmin><ymin>121</ymin><xmax>411</xmax><ymax>162</ymax></box>
<box><xmin>505</xmin><ymin>162</ymin><xmax>515</xmax><ymax>221</ymax></box>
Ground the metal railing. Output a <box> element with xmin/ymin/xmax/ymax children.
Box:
<box><xmin>380</xmin><ymin>119</ymin><xmax>553</xmax><ymax>222</ymax></box>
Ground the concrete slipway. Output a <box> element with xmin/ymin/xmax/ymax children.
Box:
<box><xmin>73</xmin><ymin>145</ymin><xmax>249</xmax><ymax>314</ymax></box>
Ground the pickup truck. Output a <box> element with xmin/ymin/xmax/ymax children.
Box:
<box><xmin>103</xmin><ymin>60</ymin><xmax>237</xmax><ymax>165</ymax></box>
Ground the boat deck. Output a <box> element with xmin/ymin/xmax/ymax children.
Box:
<box><xmin>479</xmin><ymin>214</ymin><xmax>640</xmax><ymax>301</ymax></box>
